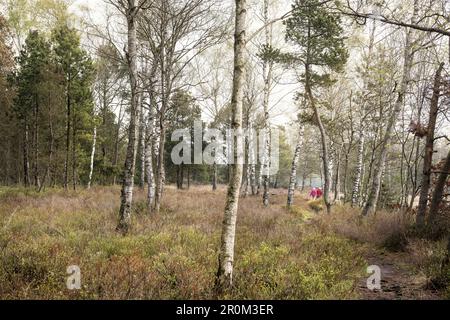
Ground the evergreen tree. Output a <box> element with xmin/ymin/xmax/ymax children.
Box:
<box><xmin>52</xmin><ymin>24</ymin><xmax>94</xmax><ymax>190</ymax></box>
<box><xmin>283</xmin><ymin>0</ymin><xmax>348</xmax><ymax>213</ymax></box>
<box><xmin>15</xmin><ymin>30</ymin><xmax>53</xmax><ymax>188</ymax></box>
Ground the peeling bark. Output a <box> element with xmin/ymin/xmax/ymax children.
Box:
<box><xmin>117</xmin><ymin>0</ymin><xmax>140</xmax><ymax>234</ymax></box>
<box><xmin>287</xmin><ymin>126</ymin><xmax>304</xmax><ymax>207</ymax></box>
<box><xmin>87</xmin><ymin>126</ymin><xmax>97</xmax><ymax>189</ymax></box>
<box><xmin>215</xmin><ymin>0</ymin><xmax>247</xmax><ymax>294</ymax></box>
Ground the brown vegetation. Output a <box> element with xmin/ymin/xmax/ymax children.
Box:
<box><xmin>0</xmin><ymin>186</ymin><xmax>447</xmax><ymax>300</ymax></box>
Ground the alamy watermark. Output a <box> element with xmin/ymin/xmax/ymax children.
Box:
<box><xmin>366</xmin><ymin>265</ymin><xmax>381</xmax><ymax>291</ymax></box>
<box><xmin>170</xmin><ymin>121</ymin><xmax>280</xmax><ymax>175</ymax></box>
<box><xmin>67</xmin><ymin>265</ymin><xmax>81</xmax><ymax>290</ymax></box>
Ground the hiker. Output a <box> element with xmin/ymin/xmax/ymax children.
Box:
<box><xmin>309</xmin><ymin>187</ymin><xmax>317</xmax><ymax>200</ymax></box>
<box><xmin>316</xmin><ymin>188</ymin><xmax>323</xmax><ymax>199</ymax></box>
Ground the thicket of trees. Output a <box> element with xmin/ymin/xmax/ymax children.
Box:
<box><xmin>0</xmin><ymin>0</ymin><xmax>449</xmax><ymax>292</ymax></box>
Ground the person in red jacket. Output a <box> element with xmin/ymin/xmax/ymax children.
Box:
<box><xmin>309</xmin><ymin>187</ymin><xmax>317</xmax><ymax>200</ymax></box>
<box><xmin>316</xmin><ymin>188</ymin><xmax>323</xmax><ymax>199</ymax></box>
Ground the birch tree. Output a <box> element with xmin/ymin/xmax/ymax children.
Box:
<box><xmin>215</xmin><ymin>0</ymin><xmax>247</xmax><ymax>294</ymax></box>
<box><xmin>138</xmin><ymin>0</ymin><xmax>227</xmax><ymax>212</ymax></box>
<box><xmin>362</xmin><ymin>0</ymin><xmax>419</xmax><ymax>216</ymax></box>
<box><xmin>109</xmin><ymin>0</ymin><xmax>147</xmax><ymax>234</ymax></box>
<box><xmin>284</xmin><ymin>0</ymin><xmax>348</xmax><ymax>214</ymax></box>
<box><xmin>287</xmin><ymin>123</ymin><xmax>304</xmax><ymax>207</ymax></box>
<box><xmin>261</xmin><ymin>0</ymin><xmax>273</xmax><ymax>207</ymax></box>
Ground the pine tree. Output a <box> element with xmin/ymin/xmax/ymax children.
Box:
<box><xmin>52</xmin><ymin>24</ymin><xmax>95</xmax><ymax>190</ymax></box>
<box><xmin>15</xmin><ymin>30</ymin><xmax>52</xmax><ymax>189</ymax></box>
<box><xmin>283</xmin><ymin>0</ymin><xmax>348</xmax><ymax>213</ymax></box>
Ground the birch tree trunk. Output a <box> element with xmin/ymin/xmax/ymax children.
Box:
<box><xmin>351</xmin><ymin>126</ymin><xmax>365</xmax><ymax>207</ymax></box>
<box><xmin>250</xmin><ymin>162</ymin><xmax>256</xmax><ymax>195</ymax></box>
<box><xmin>87</xmin><ymin>126</ymin><xmax>97</xmax><ymax>189</ymax></box>
<box><xmin>112</xmin><ymin>103</ymin><xmax>123</xmax><ymax>186</ymax></box>
<box><xmin>154</xmin><ymin>13</ymin><xmax>169</xmax><ymax>213</ymax></box>
<box><xmin>351</xmin><ymin>21</ymin><xmax>375</xmax><ymax>207</ymax></box>
<box><xmin>333</xmin><ymin>148</ymin><xmax>341</xmax><ymax>202</ymax></box>
<box><xmin>416</xmin><ymin>62</ymin><xmax>444</xmax><ymax>227</ymax></box>
<box><xmin>64</xmin><ymin>80</ymin><xmax>71</xmax><ymax>191</ymax></box>
<box><xmin>261</xmin><ymin>0</ymin><xmax>272</xmax><ymax>207</ymax></box>
<box><xmin>117</xmin><ymin>0</ymin><xmax>140</xmax><ymax>234</ymax></box>
<box><xmin>215</xmin><ymin>0</ymin><xmax>247</xmax><ymax>294</ymax></box>
<box><xmin>138</xmin><ymin>96</ymin><xmax>146</xmax><ymax>189</ymax></box>
<box><xmin>155</xmin><ymin>123</ymin><xmax>166</xmax><ymax>212</ymax></box>
<box><xmin>145</xmin><ymin>107</ymin><xmax>155</xmax><ymax>212</ymax></box>
<box><xmin>362</xmin><ymin>3</ymin><xmax>417</xmax><ymax>216</ymax></box>
<box><xmin>249</xmin><ymin>123</ymin><xmax>257</xmax><ymax>195</ymax></box>
<box><xmin>287</xmin><ymin>126</ymin><xmax>304</xmax><ymax>207</ymax></box>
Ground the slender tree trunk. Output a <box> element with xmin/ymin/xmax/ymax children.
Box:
<box><xmin>343</xmin><ymin>151</ymin><xmax>350</xmax><ymax>202</ymax></box>
<box><xmin>352</xmin><ymin>123</ymin><xmax>365</xmax><ymax>207</ymax></box>
<box><xmin>215</xmin><ymin>0</ymin><xmax>247</xmax><ymax>294</ymax></box>
<box><xmin>305</xmin><ymin>75</ymin><xmax>332</xmax><ymax>213</ymax></box>
<box><xmin>155</xmin><ymin>122</ymin><xmax>166</xmax><ymax>212</ymax></box>
<box><xmin>64</xmin><ymin>80</ymin><xmax>71</xmax><ymax>191</ymax></box>
<box><xmin>112</xmin><ymin>103</ymin><xmax>123</xmax><ymax>186</ymax></box>
<box><xmin>287</xmin><ymin>126</ymin><xmax>304</xmax><ymax>207</ymax></box>
<box><xmin>334</xmin><ymin>149</ymin><xmax>341</xmax><ymax>202</ymax></box>
<box><xmin>250</xmin><ymin>163</ymin><xmax>256</xmax><ymax>195</ymax></box>
<box><xmin>187</xmin><ymin>165</ymin><xmax>191</xmax><ymax>189</ymax></box>
<box><xmin>33</xmin><ymin>98</ymin><xmax>40</xmax><ymax>189</ymax></box>
<box><xmin>212</xmin><ymin>162</ymin><xmax>218</xmax><ymax>191</ymax></box>
<box><xmin>138</xmin><ymin>96</ymin><xmax>146</xmax><ymax>189</ymax></box>
<box><xmin>428</xmin><ymin>148</ymin><xmax>450</xmax><ymax>225</ymax></box>
<box><xmin>154</xmin><ymin>14</ymin><xmax>169</xmax><ymax>213</ymax></box>
<box><xmin>257</xmin><ymin>164</ymin><xmax>262</xmax><ymax>194</ymax></box>
<box><xmin>362</xmin><ymin>8</ymin><xmax>416</xmax><ymax>216</ymax></box>
<box><xmin>145</xmin><ymin>103</ymin><xmax>155</xmax><ymax>211</ymax></box>
<box><xmin>301</xmin><ymin>170</ymin><xmax>307</xmax><ymax>192</ymax></box>
<box><xmin>117</xmin><ymin>0</ymin><xmax>140</xmax><ymax>234</ymax></box>
<box><xmin>87</xmin><ymin>126</ymin><xmax>97</xmax><ymax>189</ymax></box>
<box><xmin>39</xmin><ymin>117</ymin><xmax>54</xmax><ymax>193</ymax></box>
<box><xmin>249</xmin><ymin>125</ymin><xmax>257</xmax><ymax>195</ymax></box>
<box><xmin>72</xmin><ymin>117</ymin><xmax>77</xmax><ymax>191</ymax></box>
<box><xmin>416</xmin><ymin>63</ymin><xmax>444</xmax><ymax>226</ymax></box>
<box><xmin>23</xmin><ymin>119</ymin><xmax>31</xmax><ymax>188</ymax></box>
<box><xmin>243</xmin><ymin>119</ymin><xmax>253</xmax><ymax>197</ymax></box>
<box><xmin>261</xmin><ymin>0</ymin><xmax>272</xmax><ymax>208</ymax></box>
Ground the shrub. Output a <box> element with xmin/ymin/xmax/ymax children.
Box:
<box><xmin>307</xmin><ymin>200</ymin><xmax>324</xmax><ymax>213</ymax></box>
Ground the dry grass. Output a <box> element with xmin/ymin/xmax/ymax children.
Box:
<box><xmin>313</xmin><ymin>203</ymin><xmax>449</xmax><ymax>298</ymax></box>
<box><xmin>0</xmin><ymin>186</ymin><xmax>370</xmax><ymax>300</ymax></box>
<box><xmin>314</xmin><ymin>204</ymin><xmax>414</xmax><ymax>251</ymax></box>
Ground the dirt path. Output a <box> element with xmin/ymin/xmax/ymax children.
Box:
<box><xmin>358</xmin><ymin>249</ymin><xmax>443</xmax><ymax>300</ymax></box>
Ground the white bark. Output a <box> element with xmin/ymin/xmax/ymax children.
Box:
<box><xmin>139</xmin><ymin>98</ymin><xmax>146</xmax><ymax>189</ymax></box>
<box><xmin>261</xmin><ymin>0</ymin><xmax>272</xmax><ymax>207</ymax></box>
<box><xmin>117</xmin><ymin>0</ymin><xmax>140</xmax><ymax>234</ymax></box>
<box><xmin>145</xmin><ymin>111</ymin><xmax>155</xmax><ymax>211</ymax></box>
<box><xmin>87</xmin><ymin>126</ymin><xmax>97</xmax><ymax>189</ymax></box>
<box><xmin>287</xmin><ymin>126</ymin><xmax>304</xmax><ymax>207</ymax></box>
<box><xmin>215</xmin><ymin>0</ymin><xmax>247</xmax><ymax>293</ymax></box>
<box><xmin>362</xmin><ymin>2</ymin><xmax>417</xmax><ymax>216</ymax></box>
<box><xmin>351</xmin><ymin>126</ymin><xmax>365</xmax><ymax>207</ymax></box>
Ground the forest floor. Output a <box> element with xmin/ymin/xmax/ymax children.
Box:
<box><xmin>358</xmin><ymin>249</ymin><xmax>443</xmax><ymax>300</ymax></box>
<box><xmin>0</xmin><ymin>185</ymin><xmax>448</xmax><ymax>300</ymax></box>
